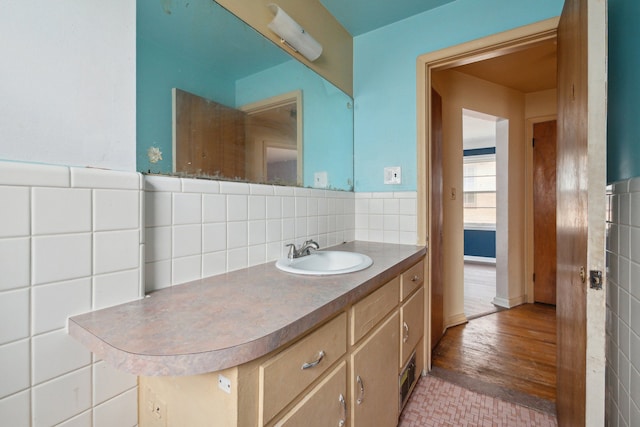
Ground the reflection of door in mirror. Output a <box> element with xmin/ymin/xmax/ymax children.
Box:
<box><xmin>264</xmin><ymin>142</ymin><xmax>297</xmax><ymax>186</ymax></box>
<box><xmin>241</xmin><ymin>91</ymin><xmax>302</xmax><ymax>186</ymax></box>
<box><xmin>173</xmin><ymin>88</ymin><xmax>247</xmax><ymax>179</ymax></box>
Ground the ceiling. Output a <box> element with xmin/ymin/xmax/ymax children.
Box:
<box><xmin>320</xmin><ymin>0</ymin><xmax>455</xmax><ymax>36</ymax></box>
<box><xmin>318</xmin><ymin>1</ymin><xmax>557</xmax><ymax>94</ymax></box>
<box><xmin>453</xmin><ymin>40</ymin><xmax>558</xmax><ymax>93</ymax></box>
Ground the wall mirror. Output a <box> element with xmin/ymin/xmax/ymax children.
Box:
<box><xmin>137</xmin><ymin>0</ymin><xmax>354</xmax><ymax>190</ymax></box>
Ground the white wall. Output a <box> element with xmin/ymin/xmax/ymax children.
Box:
<box><xmin>0</xmin><ymin>1</ymin><xmax>136</xmax><ymax>171</ymax></box>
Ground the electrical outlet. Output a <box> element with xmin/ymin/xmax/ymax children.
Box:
<box><xmin>314</xmin><ymin>171</ymin><xmax>328</xmax><ymax>188</ymax></box>
<box><xmin>384</xmin><ymin>166</ymin><xmax>401</xmax><ymax>184</ymax></box>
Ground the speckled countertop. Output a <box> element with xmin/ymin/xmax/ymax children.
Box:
<box><xmin>68</xmin><ymin>241</ymin><xmax>426</xmax><ymax>377</ymax></box>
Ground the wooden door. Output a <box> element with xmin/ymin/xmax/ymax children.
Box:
<box><xmin>430</xmin><ymin>88</ymin><xmax>445</xmax><ymax>351</ymax></box>
<box><xmin>556</xmin><ymin>0</ymin><xmax>607</xmax><ymax>424</ymax></box>
<box><xmin>533</xmin><ymin>120</ymin><xmax>557</xmax><ymax>305</ymax></box>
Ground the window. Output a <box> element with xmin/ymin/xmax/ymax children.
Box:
<box><xmin>463</xmin><ymin>153</ymin><xmax>496</xmax><ymax>229</ymax></box>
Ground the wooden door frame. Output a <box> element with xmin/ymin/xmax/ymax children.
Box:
<box><xmin>415</xmin><ymin>18</ymin><xmax>559</xmax><ymax>370</ymax></box>
<box><xmin>525</xmin><ymin>115</ymin><xmax>557</xmax><ymax>304</ymax></box>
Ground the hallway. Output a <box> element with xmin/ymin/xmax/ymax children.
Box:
<box><xmin>431</xmin><ymin>304</ymin><xmax>557</xmax><ymax>414</ymax></box>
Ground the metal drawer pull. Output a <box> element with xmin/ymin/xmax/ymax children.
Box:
<box><xmin>338</xmin><ymin>393</ymin><xmax>347</xmax><ymax>427</ymax></box>
<box><xmin>403</xmin><ymin>322</ymin><xmax>409</xmax><ymax>343</ymax></box>
<box><xmin>301</xmin><ymin>350</ymin><xmax>325</xmax><ymax>370</ymax></box>
<box><xmin>411</xmin><ymin>275</ymin><xmax>420</xmax><ymax>282</ymax></box>
<box><xmin>356</xmin><ymin>375</ymin><xmax>365</xmax><ymax>404</ymax></box>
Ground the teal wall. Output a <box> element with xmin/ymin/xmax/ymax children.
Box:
<box><xmin>236</xmin><ymin>61</ymin><xmax>354</xmax><ymax>191</ymax></box>
<box><xmin>607</xmin><ymin>0</ymin><xmax>640</xmax><ymax>183</ymax></box>
<box><xmin>353</xmin><ymin>0</ymin><xmax>564</xmax><ymax>192</ymax></box>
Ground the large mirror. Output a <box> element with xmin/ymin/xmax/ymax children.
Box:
<box><xmin>136</xmin><ymin>0</ymin><xmax>354</xmax><ymax>190</ymax></box>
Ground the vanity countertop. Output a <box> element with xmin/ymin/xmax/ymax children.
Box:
<box><xmin>68</xmin><ymin>241</ymin><xmax>426</xmax><ymax>376</ymax></box>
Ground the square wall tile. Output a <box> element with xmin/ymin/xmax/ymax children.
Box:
<box><xmin>173</xmin><ymin>193</ymin><xmax>202</xmax><ymax>225</ymax></box>
<box><xmin>203</xmin><ymin>223</ymin><xmax>226</xmax><ymax>253</ymax></box>
<box><xmin>93</xmin><ymin>270</ymin><xmax>140</xmax><ymax>310</ymax></box>
<box><xmin>32</xmin><ymin>188</ymin><xmax>91</xmax><ymax>235</ymax></box>
<box><xmin>144</xmin><ymin>191</ymin><xmax>172</xmax><ymax>227</ymax></box>
<box><xmin>203</xmin><ymin>194</ymin><xmax>226</xmax><ymax>223</ymax></box>
<box><xmin>227</xmin><ymin>195</ymin><xmax>248</xmax><ymax>221</ymax></box>
<box><xmin>93</xmin><ymin>230</ymin><xmax>139</xmax><ymax>275</ymax></box>
<box><xmin>227</xmin><ymin>222</ymin><xmax>248</xmax><ymax>249</ymax></box>
<box><xmin>0</xmin><ymin>340</ymin><xmax>30</xmax><ymax>398</ymax></box>
<box><xmin>32</xmin><ymin>329</ymin><xmax>91</xmax><ymax>385</ymax></box>
<box><xmin>93</xmin><ymin>361</ymin><xmax>137</xmax><ymax>405</ymax></box>
<box><xmin>32</xmin><ymin>234</ymin><xmax>91</xmax><ymax>285</ymax></box>
<box><xmin>249</xmin><ymin>195</ymin><xmax>266</xmax><ymax>220</ymax></box>
<box><xmin>94</xmin><ymin>189</ymin><xmax>139</xmax><ymax>231</ymax></box>
<box><xmin>249</xmin><ymin>244</ymin><xmax>266</xmax><ymax>267</ymax></box>
<box><xmin>172</xmin><ymin>224</ymin><xmax>202</xmax><ymax>258</ymax></box>
<box><xmin>202</xmin><ymin>251</ymin><xmax>226</xmax><ymax>278</ymax></box>
<box><xmin>227</xmin><ymin>248</ymin><xmax>248</xmax><ymax>272</ymax></box>
<box><xmin>248</xmin><ymin>220</ymin><xmax>266</xmax><ymax>245</ymax></box>
<box><xmin>266</xmin><ymin>196</ymin><xmax>282</xmax><ymax>219</ymax></box>
<box><xmin>0</xmin><ymin>390</ymin><xmax>30</xmax><ymax>427</ymax></box>
<box><xmin>144</xmin><ymin>260</ymin><xmax>171</xmax><ymax>293</ymax></box>
<box><xmin>0</xmin><ymin>186</ymin><xmax>30</xmax><ymax>237</ymax></box>
<box><xmin>172</xmin><ymin>255</ymin><xmax>201</xmax><ymax>285</ymax></box>
<box><xmin>0</xmin><ymin>237</ymin><xmax>30</xmax><ymax>291</ymax></box>
<box><xmin>145</xmin><ymin>226</ymin><xmax>171</xmax><ymax>263</ymax></box>
<box><xmin>93</xmin><ymin>388</ymin><xmax>138</xmax><ymax>427</ymax></box>
<box><xmin>0</xmin><ymin>288</ymin><xmax>29</xmax><ymax>345</ymax></box>
<box><xmin>32</xmin><ymin>278</ymin><xmax>91</xmax><ymax>335</ymax></box>
<box><xmin>32</xmin><ymin>367</ymin><xmax>91</xmax><ymax>427</ymax></box>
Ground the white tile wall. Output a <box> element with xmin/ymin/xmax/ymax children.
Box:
<box><xmin>355</xmin><ymin>192</ymin><xmax>418</xmax><ymax>245</ymax></box>
<box><xmin>0</xmin><ymin>161</ymin><xmax>140</xmax><ymax>427</ymax></box>
<box><xmin>144</xmin><ymin>177</ymin><xmax>357</xmax><ymax>291</ymax></box>
<box><xmin>0</xmin><ymin>161</ymin><xmax>421</xmax><ymax>426</ymax></box>
<box><xmin>607</xmin><ymin>177</ymin><xmax>640</xmax><ymax>426</ymax></box>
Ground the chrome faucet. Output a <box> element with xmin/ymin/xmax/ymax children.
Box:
<box><xmin>286</xmin><ymin>240</ymin><xmax>320</xmax><ymax>260</ymax></box>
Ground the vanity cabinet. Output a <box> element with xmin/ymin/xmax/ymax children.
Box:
<box><xmin>138</xmin><ymin>256</ymin><xmax>426</xmax><ymax>427</ymax></box>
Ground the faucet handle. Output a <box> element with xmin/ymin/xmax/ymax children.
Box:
<box><xmin>285</xmin><ymin>243</ymin><xmax>297</xmax><ymax>260</ymax></box>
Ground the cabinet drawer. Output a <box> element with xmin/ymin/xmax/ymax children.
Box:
<box><xmin>274</xmin><ymin>362</ymin><xmax>347</xmax><ymax>427</ymax></box>
<box><xmin>401</xmin><ymin>260</ymin><xmax>424</xmax><ymax>301</ymax></box>
<box><xmin>350</xmin><ymin>277</ymin><xmax>399</xmax><ymax>345</ymax></box>
<box><xmin>400</xmin><ymin>287</ymin><xmax>424</xmax><ymax>367</ymax></box>
<box><xmin>260</xmin><ymin>313</ymin><xmax>347</xmax><ymax>425</ymax></box>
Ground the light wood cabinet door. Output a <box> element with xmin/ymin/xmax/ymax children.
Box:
<box><xmin>350</xmin><ymin>312</ymin><xmax>400</xmax><ymax>427</ymax></box>
<box><xmin>400</xmin><ymin>287</ymin><xmax>424</xmax><ymax>368</ymax></box>
<box><xmin>274</xmin><ymin>362</ymin><xmax>347</xmax><ymax>427</ymax></box>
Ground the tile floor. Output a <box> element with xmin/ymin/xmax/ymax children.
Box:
<box><xmin>398</xmin><ymin>375</ymin><xmax>558</xmax><ymax>426</ymax></box>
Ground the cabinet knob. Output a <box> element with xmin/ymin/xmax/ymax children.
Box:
<box><xmin>411</xmin><ymin>275</ymin><xmax>420</xmax><ymax>282</ymax></box>
<box><xmin>403</xmin><ymin>322</ymin><xmax>410</xmax><ymax>343</ymax></box>
<box><xmin>301</xmin><ymin>350</ymin><xmax>325</xmax><ymax>370</ymax></box>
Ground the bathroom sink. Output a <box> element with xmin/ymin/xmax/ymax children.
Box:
<box><xmin>275</xmin><ymin>251</ymin><xmax>373</xmax><ymax>276</ymax></box>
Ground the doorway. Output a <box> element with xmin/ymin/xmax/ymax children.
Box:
<box><xmin>462</xmin><ymin>109</ymin><xmax>500</xmax><ymax>319</ymax></box>
<box><xmin>417</xmin><ymin>14</ymin><xmax>558</xmax><ymax>384</ymax></box>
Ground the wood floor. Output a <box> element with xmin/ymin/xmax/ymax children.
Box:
<box><xmin>464</xmin><ymin>262</ymin><xmax>499</xmax><ymax>319</ymax></box>
<box><xmin>432</xmin><ymin>303</ymin><xmax>557</xmax><ymax>412</ymax></box>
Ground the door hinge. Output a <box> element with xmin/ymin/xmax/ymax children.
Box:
<box><xmin>533</xmin><ymin>273</ymin><xmax>536</xmax><ymax>282</ymax></box>
<box><xmin>532</xmin><ymin>138</ymin><xmax>536</xmax><ymax>148</ymax></box>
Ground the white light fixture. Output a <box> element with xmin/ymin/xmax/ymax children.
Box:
<box><xmin>267</xmin><ymin>4</ymin><xmax>323</xmax><ymax>62</ymax></box>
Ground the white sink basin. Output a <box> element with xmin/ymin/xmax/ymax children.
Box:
<box><xmin>275</xmin><ymin>251</ymin><xmax>373</xmax><ymax>276</ymax></box>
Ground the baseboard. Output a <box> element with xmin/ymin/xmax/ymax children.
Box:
<box><xmin>445</xmin><ymin>312</ymin><xmax>468</xmax><ymax>328</ymax></box>
<box><xmin>463</xmin><ymin>256</ymin><xmax>496</xmax><ymax>265</ymax></box>
<box><xmin>492</xmin><ymin>295</ymin><xmax>526</xmax><ymax>309</ymax></box>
